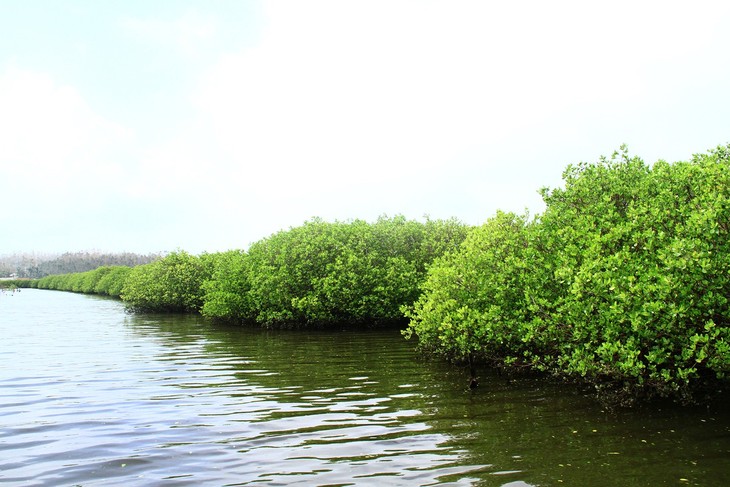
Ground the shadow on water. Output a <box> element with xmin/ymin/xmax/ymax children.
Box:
<box><xmin>124</xmin><ymin>312</ymin><xmax>730</xmax><ymax>487</ymax></box>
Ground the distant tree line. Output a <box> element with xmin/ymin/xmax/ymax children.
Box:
<box><xmin>0</xmin><ymin>251</ymin><xmax>160</xmax><ymax>279</ymax></box>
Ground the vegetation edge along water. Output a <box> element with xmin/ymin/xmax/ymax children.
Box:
<box><xmin>11</xmin><ymin>144</ymin><xmax>730</xmax><ymax>405</ymax></box>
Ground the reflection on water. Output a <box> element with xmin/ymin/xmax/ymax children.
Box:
<box><xmin>1</xmin><ymin>290</ymin><xmax>729</xmax><ymax>486</ymax></box>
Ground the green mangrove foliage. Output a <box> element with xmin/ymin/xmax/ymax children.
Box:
<box><xmin>404</xmin><ymin>212</ymin><xmax>537</xmax><ymax>365</ymax></box>
<box><xmin>34</xmin><ymin>265</ymin><xmax>132</xmax><ymax>297</ymax></box>
<box><xmin>0</xmin><ymin>279</ymin><xmax>31</xmax><ymax>290</ymax></box>
<box><xmin>200</xmin><ymin>250</ymin><xmax>255</xmax><ymax>322</ymax></box>
<box><xmin>406</xmin><ymin>144</ymin><xmax>730</xmax><ymax>401</ymax></box>
<box><xmin>202</xmin><ymin>216</ymin><xmax>469</xmax><ymax>326</ymax></box>
<box><xmin>25</xmin><ymin>216</ymin><xmax>468</xmax><ymax>321</ymax></box>
<box><xmin>34</xmin><ymin>252</ymin><xmax>215</xmax><ymax>311</ymax></box>
<box><xmin>121</xmin><ymin>251</ymin><xmax>214</xmax><ymax>313</ymax></box>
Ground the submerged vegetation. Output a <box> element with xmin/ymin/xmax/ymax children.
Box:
<box><xmin>22</xmin><ymin>144</ymin><xmax>730</xmax><ymax>403</ymax></box>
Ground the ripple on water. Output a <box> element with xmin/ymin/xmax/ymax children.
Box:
<box><xmin>3</xmin><ymin>290</ymin><xmax>729</xmax><ymax>486</ymax></box>
<box><xmin>0</xmin><ymin>291</ymin><xmax>492</xmax><ymax>486</ymax></box>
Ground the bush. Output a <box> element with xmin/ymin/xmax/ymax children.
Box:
<box><xmin>540</xmin><ymin>145</ymin><xmax>730</xmax><ymax>399</ymax></box>
<box><xmin>406</xmin><ymin>144</ymin><xmax>730</xmax><ymax>402</ymax></box>
<box><xmin>404</xmin><ymin>212</ymin><xmax>535</xmax><ymax>365</ymax></box>
<box><xmin>94</xmin><ymin>266</ymin><xmax>133</xmax><ymax>297</ymax></box>
<box><xmin>199</xmin><ymin>216</ymin><xmax>469</xmax><ymax>326</ymax></box>
<box><xmin>121</xmin><ymin>251</ymin><xmax>213</xmax><ymax>312</ymax></box>
<box><xmin>201</xmin><ymin>250</ymin><xmax>255</xmax><ymax>322</ymax></box>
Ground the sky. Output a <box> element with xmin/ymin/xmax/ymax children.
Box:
<box><xmin>2</xmin><ymin>0</ymin><xmax>729</xmax><ymax>255</ymax></box>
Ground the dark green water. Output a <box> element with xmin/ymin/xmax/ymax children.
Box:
<box><xmin>1</xmin><ymin>289</ymin><xmax>728</xmax><ymax>486</ymax></box>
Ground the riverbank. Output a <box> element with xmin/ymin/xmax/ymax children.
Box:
<box><xmin>20</xmin><ymin>144</ymin><xmax>730</xmax><ymax>405</ymax></box>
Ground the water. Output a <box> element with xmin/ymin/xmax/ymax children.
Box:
<box><xmin>1</xmin><ymin>289</ymin><xmax>728</xmax><ymax>486</ymax></box>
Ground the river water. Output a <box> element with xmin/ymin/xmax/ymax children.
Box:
<box><xmin>1</xmin><ymin>289</ymin><xmax>728</xmax><ymax>486</ymax></box>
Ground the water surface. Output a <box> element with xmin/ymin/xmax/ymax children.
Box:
<box><xmin>1</xmin><ymin>289</ymin><xmax>728</xmax><ymax>486</ymax></box>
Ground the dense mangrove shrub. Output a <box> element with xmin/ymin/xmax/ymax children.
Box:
<box><xmin>94</xmin><ymin>266</ymin><xmax>133</xmax><ymax>296</ymax></box>
<box><xmin>0</xmin><ymin>279</ymin><xmax>33</xmax><ymax>290</ymax></box>
<box><xmin>202</xmin><ymin>216</ymin><xmax>469</xmax><ymax>326</ymax></box>
<box><xmin>34</xmin><ymin>266</ymin><xmax>133</xmax><ymax>297</ymax></box>
<box><xmin>0</xmin><ymin>280</ymin><xmax>13</xmax><ymax>290</ymax></box>
<box><xmin>404</xmin><ymin>212</ymin><xmax>543</xmax><ymax>366</ymax></box>
<box><xmin>200</xmin><ymin>250</ymin><xmax>256</xmax><ymax>322</ymax></box>
<box><xmin>541</xmin><ymin>145</ymin><xmax>730</xmax><ymax>399</ymax></box>
<box><xmin>121</xmin><ymin>251</ymin><xmax>214</xmax><ymax>312</ymax></box>
<box><xmin>406</xmin><ymin>144</ymin><xmax>730</xmax><ymax>402</ymax></box>
<box><xmin>36</xmin><ymin>270</ymin><xmax>82</xmax><ymax>292</ymax></box>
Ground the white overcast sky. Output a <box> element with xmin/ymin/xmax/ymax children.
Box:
<box><xmin>1</xmin><ymin>1</ymin><xmax>729</xmax><ymax>255</ymax></box>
